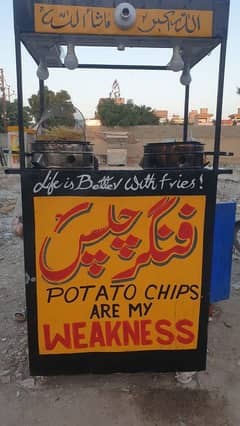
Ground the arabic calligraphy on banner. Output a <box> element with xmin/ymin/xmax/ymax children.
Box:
<box><xmin>34</xmin><ymin>3</ymin><xmax>213</xmax><ymax>37</ymax></box>
<box><xmin>34</xmin><ymin>195</ymin><xmax>206</xmax><ymax>355</ymax></box>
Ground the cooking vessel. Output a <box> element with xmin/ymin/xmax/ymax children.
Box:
<box><xmin>142</xmin><ymin>141</ymin><xmax>206</xmax><ymax>169</ymax></box>
<box><xmin>31</xmin><ymin>140</ymin><xmax>98</xmax><ymax>169</ymax></box>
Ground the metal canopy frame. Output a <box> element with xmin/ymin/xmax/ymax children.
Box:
<box><xmin>13</xmin><ymin>0</ymin><xmax>230</xmax><ymax>172</ymax></box>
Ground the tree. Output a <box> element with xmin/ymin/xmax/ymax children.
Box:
<box><xmin>0</xmin><ymin>87</ymin><xmax>76</xmax><ymax>133</ymax></box>
<box><xmin>28</xmin><ymin>87</ymin><xmax>75</xmax><ymax>127</ymax></box>
<box><xmin>0</xmin><ymin>99</ymin><xmax>32</xmax><ymax>133</ymax></box>
<box><xmin>97</xmin><ymin>99</ymin><xmax>159</xmax><ymax>126</ymax></box>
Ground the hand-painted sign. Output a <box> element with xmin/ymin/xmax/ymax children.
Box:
<box><xmin>34</xmin><ymin>3</ymin><xmax>213</xmax><ymax>37</ymax></box>
<box><xmin>32</xmin><ymin>170</ymin><xmax>204</xmax><ymax>196</ymax></box>
<box><xmin>34</xmin><ymin>194</ymin><xmax>205</xmax><ymax>355</ymax></box>
<box><xmin>22</xmin><ymin>170</ymin><xmax>216</xmax><ymax>374</ymax></box>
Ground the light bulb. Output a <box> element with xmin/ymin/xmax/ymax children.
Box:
<box><xmin>57</xmin><ymin>45</ymin><xmax>65</xmax><ymax>64</ymax></box>
<box><xmin>36</xmin><ymin>59</ymin><xmax>49</xmax><ymax>80</ymax></box>
<box><xmin>64</xmin><ymin>44</ymin><xmax>78</xmax><ymax>70</ymax></box>
<box><xmin>180</xmin><ymin>64</ymin><xmax>192</xmax><ymax>86</ymax></box>
<box><xmin>167</xmin><ymin>46</ymin><xmax>184</xmax><ymax>72</ymax></box>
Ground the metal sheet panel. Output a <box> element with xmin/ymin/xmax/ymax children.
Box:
<box><xmin>15</xmin><ymin>0</ymin><xmax>229</xmax><ymax>40</ymax></box>
<box><xmin>21</xmin><ymin>169</ymin><xmax>217</xmax><ymax>375</ymax></box>
<box><xmin>210</xmin><ymin>202</ymin><xmax>236</xmax><ymax>303</ymax></box>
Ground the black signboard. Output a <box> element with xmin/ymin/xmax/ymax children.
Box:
<box><xmin>21</xmin><ymin>169</ymin><xmax>216</xmax><ymax>375</ymax></box>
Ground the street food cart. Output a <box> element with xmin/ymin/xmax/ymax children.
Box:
<box><xmin>9</xmin><ymin>0</ymin><xmax>232</xmax><ymax>375</ymax></box>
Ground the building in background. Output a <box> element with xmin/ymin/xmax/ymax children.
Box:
<box><xmin>170</xmin><ymin>114</ymin><xmax>184</xmax><ymax>125</ymax></box>
<box><xmin>86</xmin><ymin>118</ymin><xmax>101</xmax><ymax>127</ymax></box>
<box><xmin>221</xmin><ymin>119</ymin><xmax>233</xmax><ymax>126</ymax></box>
<box><xmin>154</xmin><ymin>110</ymin><xmax>168</xmax><ymax>123</ymax></box>
<box><xmin>189</xmin><ymin>110</ymin><xmax>198</xmax><ymax>124</ymax></box>
<box><xmin>188</xmin><ymin>108</ymin><xmax>213</xmax><ymax>126</ymax></box>
<box><xmin>195</xmin><ymin>108</ymin><xmax>214</xmax><ymax>126</ymax></box>
<box><xmin>113</xmin><ymin>97</ymin><xmax>125</xmax><ymax>105</ymax></box>
<box><xmin>229</xmin><ymin>108</ymin><xmax>240</xmax><ymax>125</ymax></box>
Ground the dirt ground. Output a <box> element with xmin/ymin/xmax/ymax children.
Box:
<box><xmin>1</xmin><ymin>169</ymin><xmax>240</xmax><ymax>426</ymax></box>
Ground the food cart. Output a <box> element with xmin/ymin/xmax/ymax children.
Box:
<box><xmin>9</xmin><ymin>0</ymin><xmax>232</xmax><ymax>375</ymax></box>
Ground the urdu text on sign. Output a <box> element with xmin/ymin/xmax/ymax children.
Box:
<box><xmin>34</xmin><ymin>3</ymin><xmax>213</xmax><ymax>37</ymax></box>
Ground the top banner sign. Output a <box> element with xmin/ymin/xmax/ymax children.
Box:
<box><xmin>34</xmin><ymin>3</ymin><xmax>213</xmax><ymax>37</ymax></box>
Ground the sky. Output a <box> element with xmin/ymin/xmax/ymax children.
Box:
<box><xmin>1</xmin><ymin>0</ymin><xmax>240</xmax><ymax>119</ymax></box>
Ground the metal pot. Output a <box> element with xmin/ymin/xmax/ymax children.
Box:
<box><xmin>31</xmin><ymin>140</ymin><xmax>98</xmax><ymax>169</ymax></box>
<box><xmin>141</xmin><ymin>141</ymin><xmax>206</xmax><ymax>169</ymax></box>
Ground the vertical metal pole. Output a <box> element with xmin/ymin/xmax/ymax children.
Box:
<box><xmin>213</xmin><ymin>39</ymin><xmax>227</xmax><ymax>171</ymax></box>
<box><xmin>0</xmin><ymin>68</ymin><xmax>8</xmax><ymax>132</ymax></box>
<box><xmin>183</xmin><ymin>85</ymin><xmax>190</xmax><ymax>142</ymax></box>
<box><xmin>13</xmin><ymin>15</ymin><xmax>25</xmax><ymax>169</ymax></box>
<box><xmin>39</xmin><ymin>79</ymin><xmax>45</xmax><ymax>117</ymax></box>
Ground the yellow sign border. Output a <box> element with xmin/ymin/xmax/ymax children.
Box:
<box><xmin>34</xmin><ymin>194</ymin><xmax>206</xmax><ymax>355</ymax></box>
